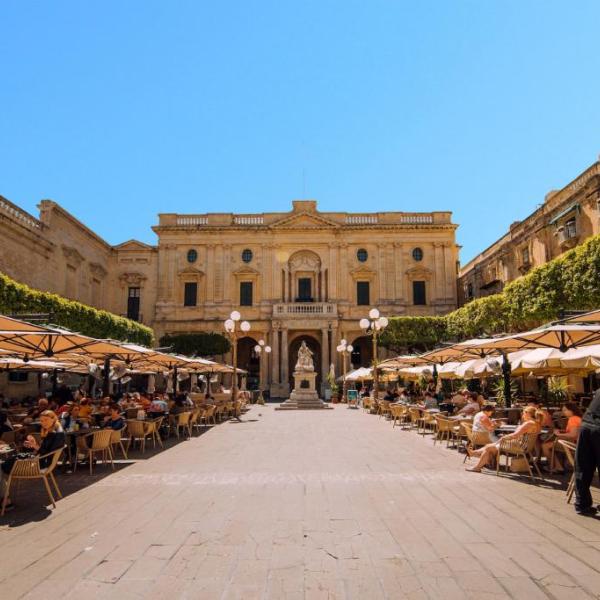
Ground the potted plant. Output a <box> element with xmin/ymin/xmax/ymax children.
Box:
<box><xmin>547</xmin><ymin>376</ymin><xmax>571</xmax><ymax>404</ymax></box>
<box><xmin>327</xmin><ymin>372</ymin><xmax>339</xmax><ymax>403</ymax></box>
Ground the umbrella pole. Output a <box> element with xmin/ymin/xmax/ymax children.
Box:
<box><xmin>501</xmin><ymin>352</ymin><xmax>512</xmax><ymax>408</ymax></box>
<box><xmin>51</xmin><ymin>368</ymin><xmax>58</xmax><ymax>397</ymax></box>
<box><xmin>102</xmin><ymin>358</ymin><xmax>111</xmax><ymax>397</ymax></box>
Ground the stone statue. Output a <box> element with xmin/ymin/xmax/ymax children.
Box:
<box><xmin>294</xmin><ymin>341</ymin><xmax>314</xmax><ymax>372</ymax></box>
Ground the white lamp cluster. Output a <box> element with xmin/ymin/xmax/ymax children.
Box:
<box><xmin>358</xmin><ymin>307</ymin><xmax>389</xmax><ymax>402</ymax></box>
<box><xmin>337</xmin><ymin>338</ymin><xmax>354</xmax><ymax>403</ymax></box>
<box><xmin>223</xmin><ymin>310</ymin><xmax>251</xmax><ymax>414</ymax></box>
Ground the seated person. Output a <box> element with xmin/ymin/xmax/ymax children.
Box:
<box><xmin>149</xmin><ymin>395</ymin><xmax>168</xmax><ymax>415</ymax></box>
<box><xmin>78</xmin><ymin>398</ymin><xmax>93</xmax><ymax>420</ymax></box>
<box><xmin>421</xmin><ymin>392</ymin><xmax>439</xmax><ymax>410</ymax></box>
<box><xmin>472</xmin><ymin>405</ymin><xmax>500</xmax><ymax>442</ymax></box>
<box><xmin>26</xmin><ymin>397</ymin><xmax>49</xmax><ymax>421</ymax></box>
<box><xmin>0</xmin><ymin>410</ymin><xmax>65</xmax><ymax>511</ymax></box>
<box><xmin>170</xmin><ymin>396</ymin><xmax>188</xmax><ymax>416</ymax></box>
<box><xmin>0</xmin><ymin>412</ymin><xmax>14</xmax><ymax>435</ymax></box>
<box><xmin>450</xmin><ymin>390</ymin><xmax>468</xmax><ymax>409</ymax></box>
<box><xmin>541</xmin><ymin>402</ymin><xmax>582</xmax><ymax>473</ymax></box>
<box><xmin>103</xmin><ymin>405</ymin><xmax>125</xmax><ymax>430</ymax></box>
<box><xmin>466</xmin><ymin>406</ymin><xmax>543</xmax><ymax>472</ymax></box>
<box><xmin>139</xmin><ymin>394</ymin><xmax>152</xmax><ymax>410</ymax></box>
<box><xmin>457</xmin><ymin>392</ymin><xmax>481</xmax><ymax>417</ymax></box>
<box><xmin>60</xmin><ymin>404</ymin><xmax>82</xmax><ymax>430</ymax></box>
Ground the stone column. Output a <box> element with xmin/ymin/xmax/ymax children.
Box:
<box><xmin>339</xmin><ymin>244</ymin><xmax>348</xmax><ymax>300</ymax></box>
<box><xmin>321</xmin><ymin>328</ymin><xmax>329</xmax><ymax>394</ymax></box>
<box><xmin>433</xmin><ymin>242</ymin><xmax>444</xmax><ymax>303</ymax></box>
<box><xmin>393</xmin><ymin>242</ymin><xmax>403</xmax><ymax>304</ymax></box>
<box><xmin>223</xmin><ymin>244</ymin><xmax>231</xmax><ymax>305</ymax></box>
<box><xmin>206</xmin><ymin>244</ymin><xmax>215</xmax><ymax>303</ymax></box>
<box><xmin>281</xmin><ymin>328</ymin><xmax>289</xmax><ymax>395</ymax></box>
<box><xmin>378</xmin><ymin>243</ymin><xmax>386</xmax><ymax>303</ymax></box>
<box><xmin>147</xmin><ymin>374</ymin><xmax>156</xmax><ymax>394</ymax></box>
<box><xmin>328</xmin><ymin>243</ymin><xmax>338</xmax><ymax>300</ymax></box>
<box><xmin>270</xmin><ymin>324</ymin><xmax>280</xmax><ymax>388</ymax></box>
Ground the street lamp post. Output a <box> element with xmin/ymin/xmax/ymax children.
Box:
<box><xmin>254</xmin><ymin>339</ymin><xmax>272</xmax><ymax>404</ymax></box>
<box><xmin>336</xmin><ymin>339</ymin><xmax>354</xmax><ymax>404</ymax></box>
<box><xmin>224</xmin><ymin>311</ymin><xmax>251</xmax><ymax>417</ymax></box>
<box><xmin>359</xmin><ymin>308</ymin><xmax>389</xmax><ymax>403</ymax></box>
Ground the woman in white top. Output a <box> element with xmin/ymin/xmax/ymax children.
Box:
<box><xmin>472</xmin><ymin>405</ymin><xmax>499</xmax><ymax>442</ymax></box>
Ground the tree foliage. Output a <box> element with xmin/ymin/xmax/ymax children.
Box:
<box><xmin>381</xmin><ymin>233</ymin><xmax>600</xmax><ymax>350</ymax></box>
<box><xmin>0</xmin><ymin>272</ymin><xmax>154</xmax><ymax>345</ymax></box>
<box><xmin>159</xmin><ymin>332</ymin><xmax>231</xmax><ymax>357</ymax></box>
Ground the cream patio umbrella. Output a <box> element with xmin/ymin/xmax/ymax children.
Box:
<box><xmin>562</xmin><ymin>309</ymin><xmax>600</xmax><ymax>324</ymax></box>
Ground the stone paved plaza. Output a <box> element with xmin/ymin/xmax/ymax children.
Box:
<box><xmin>1</xmin><ymin>406</ymin><xmax>600</xmax><ymax>599</ymax></box>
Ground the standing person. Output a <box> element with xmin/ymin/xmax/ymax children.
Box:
<box><xmin>574</xmin><ymin>388</ymin><xmax>600</xmax><ymax>516</ymax></box>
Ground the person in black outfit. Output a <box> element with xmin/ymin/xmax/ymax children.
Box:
<box><xmin>1</xmin><ymin>410</ymin><xmax>65</xmax><ymax>511</ymax></box>
<box><xmin>574</xmin><ymin>388</ymin><xmax>600</xmax><ymax>516</ymax></box>
<box><xmin>0</xmin><ymin>412</ymin><xmax>13</xmax><ymax>435</ymax></box>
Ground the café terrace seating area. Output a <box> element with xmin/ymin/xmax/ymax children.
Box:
<box><xmin>0</xmin><ymin>314</ymin><xmax>250</xmax><ymax>517</ymax></box>
<box><xmin>342</xmin><ymin>308</ymin><xmax>600</xmax><ymax>497</ymax></box>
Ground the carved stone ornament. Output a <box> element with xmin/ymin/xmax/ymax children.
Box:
<box><xmin>288</xmin><ymin>250</ymin><xmax>321</xmax><ymax>271</ymax></box>
<box><xmin>89</xmin><ymin>262</ymin><xmax>107</xmax><ymax>278</ymax></box>
<box><xmin>62</xmin><ymin>244</ymin><xmax>84</xmax><ymax>267</ymax></box>
<box><xmin>118</xmin><ymin>272</ymin><xmax>147</xmax><ymax>287</ymax></box>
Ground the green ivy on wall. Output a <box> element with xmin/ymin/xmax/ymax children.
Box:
<box><xmin>380</xmin><ymin>233</ymin><xmax>600</xmax><ymax>352</ymax></box>
<box><xmin>0</xmin><ymin>272</ymin><xmax>154</xmax><ymax>346</ymax></box>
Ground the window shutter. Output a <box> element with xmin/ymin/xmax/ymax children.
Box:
<box><xmin>184</xmin><ymin>282</ymin><xmax>198</xmax><ymax>307</ymax></box>
<box><xmin>413</xmin><ymin>281</ymin><xmax>426</xmax><ymax>305</ymax></box>
<box><xmin>240</xmin><ymin>281</ymin><xmax>253</xmax><ymax>306</ymax></box>
<box><xmin>357</xmin><ymin>281</ymin><xmax>370</xmax><ymax>306</ymax></box>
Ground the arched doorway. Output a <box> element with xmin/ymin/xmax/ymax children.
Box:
<box><xmin>237</xmin><ymin>336</ymin><xmax>260</xmax><ymax>390</ymax></box>
<box><xmin>288</xmin><ymin>334</ymin><xmax>321</xmax><ymax>391</ymax></box>
<box><xmin>350</xmin><ymin>336</ymin><xmax>373</xmax><ymax>369</ymax></box>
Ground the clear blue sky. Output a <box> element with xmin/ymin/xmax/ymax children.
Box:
<box><xmin>1</xmin><ymin>1</ymin><xmax>599</xmax><ymax>263</ymax></box>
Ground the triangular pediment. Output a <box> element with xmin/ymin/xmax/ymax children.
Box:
<box><xmin>114</xmin><ymin>239</ymin><xmax>156</xmax><ymax>251</ymax></box>
<box><xmin>270</xmin><ymin>211</ymin><xmax>341</xmax><ymax>229</ymax></box>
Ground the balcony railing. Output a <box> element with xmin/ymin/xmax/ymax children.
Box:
<box><xmin>0</xmin><ymin>198</ymin><xmax>42</xmax><ymax>230</ymax></box>
<box><xmin>273</xmin><ymin>303</ymin><xmax>337</xmax><ymax>317</ymax></box>
<box><xmin>400</xmin><ymin>214</ymin><xmax>433</xmax><ymax>224</ymax></box>
<box><xmin>176</xmin><ymin>216</ymin><xmax>208</xmax><ymax>226</ymax></box>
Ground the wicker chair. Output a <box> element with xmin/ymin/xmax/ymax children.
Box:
<box><xmin>420</xmin><ymin>411</ymin><xmax>437</xmax><ymax>437</ymax></box>
<box><xmin>496</xmin><ymin>433</ymin><xmax>540</xmax><ymax>482</ymax></box>
<box><xmin>75</xmin><ymin>429</ymin><xmax>114</xmax><ymax>475</ymax></box>
<box><xmin>200</xmin><ymin>405</ymin><xmax>216</xmax><ymax>426</ymax></box>
<box><xmin>408</xmin><ymin>407</ymin><xmax>422</xmax><ymax>431</ymax></box>
<box><xmin>138</xmin><ymin>416</ymin><xmax>162</xmax><ymax>449</ymax></box>
<box><xmin>1</xmin><ymin>446</ymin><xmax>65</xmax><ymax>515</ymax></box>
<box><xmin>125</xmin><ymin>419</ymin><xmax>152</xmax><ymax>453</ymax></box>
<box><xmin>462</xmin><ymin>424</ymin><xmax>491</xmax><ymax>463</ymax></box>
<box><xmin>389</xmin><ymin>405</ymin><xmax>404</xmax><ymax>427</ymax></box>
<box><xmin>188</xmin><ymin>408</ymin><xmax>201</xmax><ymax>435</ymax></box>
<box><xmin>434</xmin><ymin>415</ymin><xmax>459</xmax><ymax>447</ymax></box>
<box><xmin>110</xmin><ymin>426</ymin><xmax>128</xmax><ymax>460</ymax></box>
<box><xmin>170</xmin><ymin>412</ymin><xmax>192</xmax><ymax>439</ymax></box>
<box><xmin>378</xmin><ymin>400</ymin><xmax>391</xmax><ymax>419</ymax></box>
<box><xmin>557</xmin><ymin>439</ymin><xmax>577</xmax><ymax>503</ymax></box>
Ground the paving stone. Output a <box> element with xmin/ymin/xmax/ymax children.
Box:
<box><xmin>1</xmin><ymin>405</ymin><xmax>600</xmax><ymax>599</ymax></box>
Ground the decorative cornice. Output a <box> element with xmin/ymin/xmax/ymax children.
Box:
<box><xmin>62</xmin><ymin>244</ymin><xmax>85</xmax><ymax>267</ymax></box>
<box><xmin>118</xmin><ymin>272</ymin><xmax>147</xmax><ymax>287</ymax></box>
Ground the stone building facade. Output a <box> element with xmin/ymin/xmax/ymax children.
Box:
<box><xmin>458</xmin><ymin>160</ymin><xmax>600</xmax><ymax>305</ymax></box>
<box><xmin>0</xmin><ymin>197</ymin><xmax>459</xmax><ymax>397</ymax></box>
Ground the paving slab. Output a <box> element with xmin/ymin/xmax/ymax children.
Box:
<box><xmin>1</xmin><ymin>404</ymin><xmax>600</xmax><ymax>599</ymax></box>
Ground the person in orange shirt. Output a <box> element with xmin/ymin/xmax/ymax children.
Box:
<box><xmin>78</xmin><ymin>398</ymin><xmax>93</xmax><ymax>420</ymax></box>
<box><xmin>541</xmin><ymin>402</ymin><xmax>582</xmax><ymax>473</ymax></box>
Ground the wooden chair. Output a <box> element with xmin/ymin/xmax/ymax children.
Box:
<box><xmin>170</xmin><ymin>412</ymin><xmax>192</xmax><ymax>439</ymax></box>
<box><xmin>110</xmin><ymin>426</ymin><xmax>128</xmax><ymax>460</ymax></box>
<box><xmin>75</xmin><ymin>429</ymin><xmax>114</xmax><ymax>475</ymax></box>
<box><xmin>188</xmin><ymin>408</ymin><xmax>201</xmax><ymax>435</ymax></box>
<box><xmin>496</xmin><ymin>433</ymin><xmax>540</xmax><ymax>482</ymax></box>
<box><xmin>557</xmin><ymin>439</ymin><xmax>577</xmax><ymax>503</ymax></box>
<box><xmin>1</xmin><ymin>446</ymin><xmax>65</xmax><ymax>515</ymax></box>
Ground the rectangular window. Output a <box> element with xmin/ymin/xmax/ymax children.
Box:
<box><xmin>357</xmin><ymin>281</ymin><xmax>370</xmax><ymax>306</ymax></box>
<box><xmin>127</xmin><ymin>287</ymin><xmax>141</xmax><ymax>320</ymax></box>
<box><xmin>413</xmin><ymin>281</ymin><xmax>426</xmax><ymax>305</ymax></box>
<box><xmin>521</xmin><ymin>247</ymin><xmax>530</xmax><ymax>265</ymax></box>
<box><xmin>184</xmin><ymin>282</ymin><xmax>198</xmax><ymax>307</ymax></box>
<box><xmin>8</xmin><ymin>372</ymin><xmax>28</xmax><ymax>383</ymax></box>
<box><xmin>240</xmin><ymin>281</ymin><xmax>253</xmax><ymax>306</ymax></box>
<box><xmin>298</xmin><ymin>277</ymin><xmax>312</xmax><ymax>302</ymax></box>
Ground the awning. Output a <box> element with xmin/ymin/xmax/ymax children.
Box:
<box><xmin>549</xmin><ymin>203</ymin><xmax>579</xmax><ymax>225</ymax></box>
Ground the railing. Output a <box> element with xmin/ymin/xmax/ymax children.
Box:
<box><xmin>400</xmin><ymin>215</ymin><xmax>433</xmax><ymax>224</ymax></box>
<box><xmin>176</xmin><ymin>216</ymin><xmax>208</xmax><ymax>226</ymax></box>
<box><xmin>273</xmin><ymin>303</ymin><xmax>337</xmax><ymax>316</ymax></box>
<box><xmin>233</xmin><ymin>216</ymin><xmax>264</xmax><ymax>225</ymax></box>
<box><xmin>345</xmin><ymin>215</ymin><xmax>378</xmax><ymax>224</ymax></box>
<box><xmin>0</xmin><ymin>198</ymin><xmax>42</xmax><ymax>230</ymax></box>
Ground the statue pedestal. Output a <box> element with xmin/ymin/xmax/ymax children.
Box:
<box><xmin>276</xmin><ymin>371</ymin><xmax>332</xmax><ymax>410</ymax></box>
